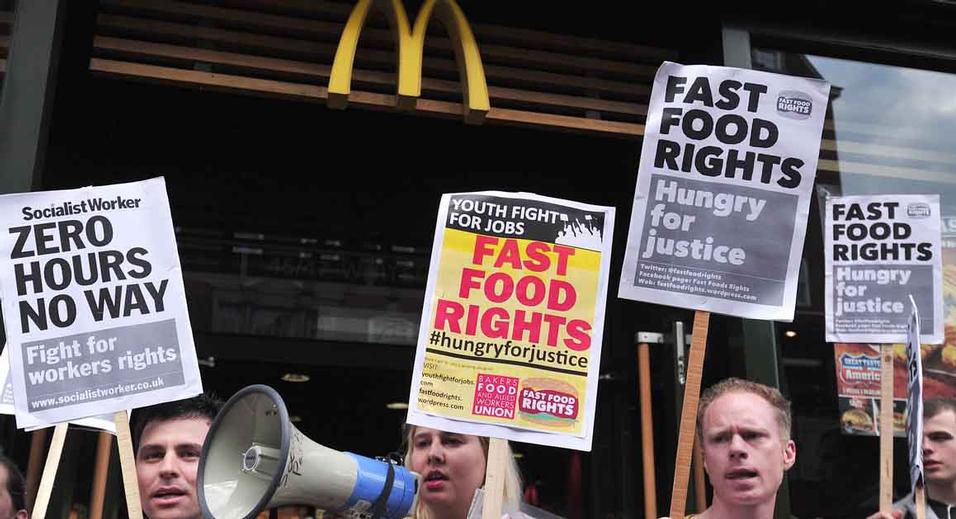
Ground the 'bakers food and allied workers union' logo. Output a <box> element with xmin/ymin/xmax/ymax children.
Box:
<box><xmin>473</xmin><ymin>374</ymin><xmax>519</xmax><ymax>420</ymax></box>
<box><xmin>518</xmin><ymin>378</ymin><xmax>579</xmax><ymax>428</ymax></box>
<box><xmin>776</xmin><ymin>90</ymin><xmax>813</xmax><ymax>120</ymax></box>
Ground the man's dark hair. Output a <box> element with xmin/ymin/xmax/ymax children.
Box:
<box><xmin>924</xmin><ymin>397</ymin><xmax>956</xmax><ymax>421</ymax></box>
<box><xmin>0</xmin><ymin>453</ymin><xmax>26</xmax><ymax>512</ymax></box>
<box><xmin>131</xmin><ymin>393</ymin><xmax>223</xmax><ymax>453</ymax></box>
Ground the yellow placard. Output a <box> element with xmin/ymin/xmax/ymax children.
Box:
<box><xmin>408</xmin><ymin>192</ymin><xmax>614</xmax><ymax>449</ymax></box>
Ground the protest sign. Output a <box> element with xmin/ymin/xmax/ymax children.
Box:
<box><xmin>618</xmin><ymin>62</ymin><xmax>830</xmax><ymax>321</ymax></box>
<box><xmin>0</xmin><ymin>178</ymin><xmax>202</xmax><ymax>426</ymax></box>
<box><xmin>825</xmin><ymin>195</ymin><xmax>943</xmax><ymax>344</ymax></box>
<box><xmin>906</xmin><ymin>297</ymin><xmax>925</xmax><ymax>494</ymax></box>
<box><xmin>406</xmin><ymin>191</ymin><xmax>614</xmax><ymax>451</ymax></box>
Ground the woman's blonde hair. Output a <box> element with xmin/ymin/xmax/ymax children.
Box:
<box><xmin>402</xmin><ymin>425</ymin><xmax>523</xmax><ymax>519</ymax></box>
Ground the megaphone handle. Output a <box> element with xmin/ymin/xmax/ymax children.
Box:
<box><xmin>368</xmin><ymin>460</ymin><xmax>396</xmax><ymax>519</ymax></box>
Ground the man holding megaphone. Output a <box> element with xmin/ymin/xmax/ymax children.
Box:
<box><xmin>132</xmin><ymin>394</ymin><xmax>223</xmax><ymax>519</ymax></box>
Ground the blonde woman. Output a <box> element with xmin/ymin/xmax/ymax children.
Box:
<box><xmin>403</xmin><ymin>425</ymin><xmax>523</xmax><ymax>519</ymax></box>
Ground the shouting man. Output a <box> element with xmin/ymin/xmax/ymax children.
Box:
<box><xmin>132</xmin><ymin>394</ymin><xmax>222</xmax><ymax>519</ymax></box>
<box><xmin>665</xmin><ymin>377</ymin><xmax>796</xmax><ymax>519</ymax></box>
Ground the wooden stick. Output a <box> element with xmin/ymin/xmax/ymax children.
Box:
<box><xmin>693</xmin><ymin>437</ymin><xmax>707</xmax><ymax>513</ymax></box>
<box><xmin>638</xmin><ymin>342</ymin><xmax>658</xmax><ymax>519</ymax></box>
<box><xmin>89</xmin><ymin>431</ymin><xmax>113</xmax><ymax>519</ymax></box>
<box><xmin>33</xmin><ymin>423</ymin><xmax>68</xmax><ymax>519</ymax></box>
<box><xmin>668</xmin><ymin>310</ymin><xmax>710</xmax><ymax>519</ymax></box>
<box><xmin>879</xmin><ymin>344</ymin><xmax>894</xmax><ymax>515</ymax></box>
<box><xmin>915</xmin><ymin>483</ymin><xmax>927</xmax><ymax>519</ymax></box>
<box><xmin>25</xmin><ymin>428</ymin><xmax>48</xmax><ymax>512</ymax></box>
<box><xmin>115</xmin><ymin>411</ymin><xmax>144</xmax><ymax>519</ymax></box>
<box><xmin>481</xmin><ymin>437</ymin><xmax>509</xmax><ymax>519</ymax></box>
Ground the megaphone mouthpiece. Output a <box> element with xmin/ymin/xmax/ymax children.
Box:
<box><xmin>241</xmin><ymin>444</ymin><xmax>282</xmax><ymax>477</ymax></box>
<box><xmin>198</xmin><ymin>385</ymin><xmax>418</xmax><ymax>519</ymax></box>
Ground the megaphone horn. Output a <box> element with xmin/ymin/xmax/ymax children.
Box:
<box><xmin>198</xmin><ymin>384</ymin><xmax>419</xmax><ymax>519</ymax></box>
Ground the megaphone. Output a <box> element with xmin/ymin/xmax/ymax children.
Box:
<box><xmin>198</xmin><ymin>385</ymin><xmax>419</xmax><ymax>519</ymax></box>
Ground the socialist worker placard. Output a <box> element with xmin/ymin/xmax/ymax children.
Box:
<box><xmin>0</xmin><ymin>178</ymin><xmax>202</xmax><ymax>427</ymax></box>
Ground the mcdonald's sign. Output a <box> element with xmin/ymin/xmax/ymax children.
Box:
<box><xmin>328</xmin><ymin>0</ymin><xmax>490</xmax><ymax>124</ymax></box>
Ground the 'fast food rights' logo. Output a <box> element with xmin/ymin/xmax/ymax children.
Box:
<box><xmin>776</xmin><ymin>90</ymin><xmax>813</xmax><ymax>120</ymax></box>
<box><xmin>518</xmin><ymin>377</ymin><xmax>578</xmax><ymax>427</ymax></box>
<box><xmin>907</xmin><ymin>202</ymin><xmax>931</xmax><ymax>218</ymax></box>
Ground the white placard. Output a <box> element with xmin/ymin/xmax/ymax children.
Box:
<box><xmin>0</xmin><ymin>178</ymin><xmax>202</xmax><ymax>427</ymax></box>
<box><xmin>619</xmin><ymin>62</ymin><xmax>830</xmax><ymax>321</ymax></box>
<box><xmin>825</xmin><ymin>195</ymin><xmax>943</xmax><ymax>344</ymax></box>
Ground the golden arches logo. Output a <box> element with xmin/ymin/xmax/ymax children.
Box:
<box><xmin>328</xmin><ymin>0</ymin><xmax>490</xmax><ymax>124</ymax></box>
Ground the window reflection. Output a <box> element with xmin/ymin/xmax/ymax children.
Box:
<box><xmin>0</xmin><ymin>0</ymin><xmax>13</xmax><ymax>99</ymax></box>
<box><xmin>178</xmin><ymin>230</ymin><xmax>427</xmax><ymax>345</ymax></box>
<box><xmin>755</xmin><ymin>50</ymin><xmax>956</xmax><ymax>185</ymax></box>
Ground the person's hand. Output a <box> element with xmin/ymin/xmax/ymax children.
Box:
<box><xmin>865</xmin><ymin>511</ymin><xmax>903</xmax><ymax>519</ymax></box>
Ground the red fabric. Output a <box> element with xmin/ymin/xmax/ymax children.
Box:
<box><xmin>523</xmin><ymin>481</ymin><xmax>539</xmax><ymax>506</ymax></box>
<box><xmin>567</xmin><ymin>452</ymin><xmax>583</xmax><ymax>519</ymax></box>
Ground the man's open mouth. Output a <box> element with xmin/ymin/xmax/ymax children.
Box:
<box><xmin>153</xmin><ymin>488</ymin><xmax>186</xmax><ymax>499</ymax></box>
<box><xmin>726</xmin><ymin>469</ymin><xmax>758</xmax><ymax>479</ymax></box>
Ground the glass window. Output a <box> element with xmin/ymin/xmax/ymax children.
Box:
<box><xmin>752</xmin><ymin>49</ymin><xmax>956</xmax><ymax>518</ymax></box>
<box><xmin>0</xmin><ymin>0</ymin><xmax>14</xmax><ymax>99</ymax></box>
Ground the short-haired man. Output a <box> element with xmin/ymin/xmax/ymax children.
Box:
<box><xmin>0</xmin><ymin>454</ymin><xmax>27</xmax><ymax>519</ymax></box>
<box><xmin>868</xmin><ymin>397</ymin><xmax>956</xmax><ymax>519</ymax></box>
<box><xmin>132</xmin><ymin>394</ymin><xmax>222</xmax><ymax>519</ymax></box>
<box><xmin>664</xmin><ymin>377</ymin><xmax>796</xmax><ymax>519</ymax></box>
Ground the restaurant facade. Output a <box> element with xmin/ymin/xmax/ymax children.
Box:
<box><xmin>2</xmin><ymin>1</ymin><xmax>956</xmax><ymax>518</ymax></box>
